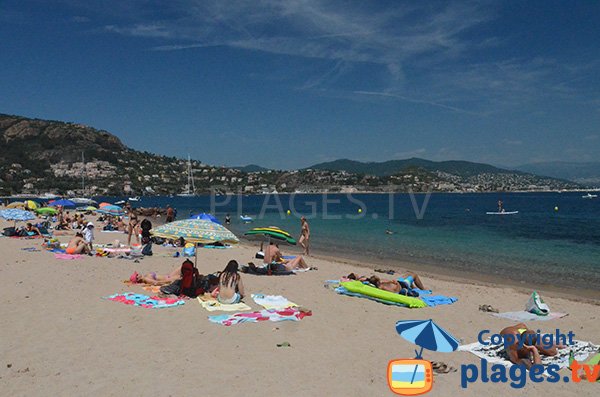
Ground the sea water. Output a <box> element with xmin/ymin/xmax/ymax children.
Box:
<box><xmin>96</xmin><ymin>192</ymin><xmax>600</xmax><ymax>291</ymax></box>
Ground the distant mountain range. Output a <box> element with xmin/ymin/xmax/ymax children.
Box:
<box><xmin>0</xmin><ymin>113</ymin><xmax>587</xmax><ymax>195</ymax></box>
<box><xmin>515</xmin><ymin>162</ymin><xmax>600</xmax><ymax>184</ymax></box>
<box><xmin>307</xmin><ymin>158</ymin><xmax>517</xmax><ymax>178</ymax></box>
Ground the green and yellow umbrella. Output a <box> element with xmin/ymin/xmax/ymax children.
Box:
<box><xmin>151</xmin><ymin>219</ymin><xmax>239</xmax><ymax>245</ymax></box>
<box><xmin>244</xmin><ymin>226</ymin><xmax>297</xmax><ymax>245</ymax></box>
<box><xmin>25</xmin><ymin>200</ymin><xmax>39</xmax><ymax>210</ymax></box>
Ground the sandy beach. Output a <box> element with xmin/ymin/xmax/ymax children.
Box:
<box><xmin>0</xmin><ymin>217</ymin><xmax>598</xmax><ymax>397</ymax></box>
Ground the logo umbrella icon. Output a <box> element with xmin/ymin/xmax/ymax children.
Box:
<box><xmin>389</xmin><ymin>319</ymin><xmax>459</xmax><ymax>395</ymax></box>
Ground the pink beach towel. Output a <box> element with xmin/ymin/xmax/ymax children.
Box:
<box><xmin>208</xmin><ymin>308</ymin><xmax>312</xmax><ymax>326</ymax></box>
<box><xmin>54</xmin><ymin>253</ymin><xmax>83</xmax><ymax>260</ymax></box>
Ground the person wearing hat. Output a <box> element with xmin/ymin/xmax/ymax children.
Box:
<box><xmin>83</xmin><ymin>222</ymin><xmax>95</xmax><ymax>252</ymax></box>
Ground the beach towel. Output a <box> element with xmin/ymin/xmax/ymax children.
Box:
<box><xmin>492</xmin><ymin>311</ymin><xmax>568</xmax><ymax>322</ymax></box>
<box><xmin>197</xmin><ymin>297</ymin><xmax>251</xmax><ymax>312</ymax></box>
<box><xmin>122</xmin><ymin>281</ymin><xmax>162</xmax><ymax>294</ymax></box>
<box><xmin>103</xmin><ymin>293</ymin><xmax>185</xmax><ymax>309</ymax></box>
<box><xmin>54</xmin><ymin>253</ymin><xmax>83</xmax><ymax>260</ymax></box>
<box><xmin>459</xmin><ymin>339</ymin><xmax>598</xmax><ymax>373</ymax></box>
<box><xmin>208</xmin><ymin>308</ymin><xmax>311</xmax><ymax>326</ymax></box>
<box><xmin>413</xmin><ymin>288</ymin><xmax>458</xmax><ymax>307</ymax></box>
<box><xmin>21</xmin><ymin>247</ymin><xmax>41</xmax><ymax>252</ymax></box>
<box><xmin>252</xmin><ymin>294</ymin><xmax>298</xmax><ymax>310</ymax></box>
<box><xmin>335</xmin><ymin>286</ymin><xmax>410</xmax><ymax>307</ymax></box>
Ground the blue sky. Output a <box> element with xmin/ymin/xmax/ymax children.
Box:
<box><xmin>1</xmin><ymin>0</ymin><xmax>599</xmax><ymax>169</ymax></box>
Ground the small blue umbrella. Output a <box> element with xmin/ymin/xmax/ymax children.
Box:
<box><xmin>49</xmin><ymin>199</ymin><xmax>76</xmax><ymax>207</ymax></box>
<box><xmin>189</xmin><ymin>213</ymin><xmax>221</xmax><ymax>224</ymax></box>
<box><xmin>396</xmin><ymin>319</ymin><xmax>459</xmax><ymax>356</ymax></box>
<box><xmin>0</xmin><ymin>208</ymin><xmax>36</xmax><ymax>222</ymax></box>
<box><xmin>395</xmin><ymin>319</ymin><xmax>459</xmax><ymax>385</ymax></box>
<box><xmin>97</xmin><ymin>205</ymin><xmax>124</xmax><ymax>216</ymax></box>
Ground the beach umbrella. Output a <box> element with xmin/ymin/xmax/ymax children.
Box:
<box><xmin>151</xmin><ymin>219</ymin><xmax>239</xmax><ymax>267</ymax></box>
<box><xmin>84</xmin><ymin>206</ymin><xmax>97</xmax><ymax>211</ymax></box>
<box><xmin>0</xmin><ymin>208</ymin><xmax>36</xmax><ymax>222</ymax></box>
<box><xmin>25</xmin><ymin>200</ymin><xmax>39</xmax><ymax>210</ymax></box>
<box><xmin>36</xmin><ymin>207</ymin><xmax>58</xmax><ymax>216</ymax></box>
<box><xmin>244</xmin><ymin>226</ymin><xmax>297</xmax><ymax>245</ymax></box>
<box><xmin>395</xmin><ymin>319</ymin><xmax>459</xmax><ymax>357</ymax></box>
<box><xmin>97</xmin><ymin>204</ymin><xmax>124</xmax><ymax>216</ymax></box>
<box><xmin>189</xmin><ymin>213</ymin><xmax>221</xmax><ymax>224</ymax></box>
<box><xmin>6</xmin><ymin>201</ymin><xmax>25</xmax><ymax>209</ymax></box>
<box><xmin>98</xmin><ymin>202</ymin><xmax>111</xmax><ymax>208</ymax></box>
<box><xmin>49</xmin><ymin>199</ymin><xmax>76</xmax><ymax>207</ymax></box>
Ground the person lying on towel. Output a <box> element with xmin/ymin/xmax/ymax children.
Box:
<box><xmin>500</xmin><ymin>323</ymin><xmax>566</xmax><ymax>368</ymax></box>
<box><xmin>347</xmin><ymin>271</ymin><xmax>426</xmax><ymax>296</ymax></box>
<box><xmin>129</xmin><ymin>265</ymin><xmax>183</xmax><ymax>286</ymax></box>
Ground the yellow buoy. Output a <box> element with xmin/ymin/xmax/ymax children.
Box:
<box><xmin>358</xmin><ymin>208</ymin><xmax>362</xmax><ymax>213</ymax></box>
<box><xmin>554</xmin><ymin>206</ymin><xmax>559</xmax><ymax>211</ymax></box>
<box><xmin>286</xmin><ymin>210</ymin><xmax>291</xmax><ymax>215</ymax></box>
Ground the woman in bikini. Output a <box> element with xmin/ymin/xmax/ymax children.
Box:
<box><xmin>129</xmin><ymin>265</ymin><xmax>182</xmax><ymax>286</ymax></box>
<box><xmin>65</xmin><ymin>233</ymin><xmax>90</xmax><ymax>255</ymax></box>
<box><xmin>299</xmin><ymin>217</ymin><xmax>310</xmax><ymax>256</ymax></box>
<box><xmin>217</xmin><ymin>260</ymin><xmax>245</xmax><ymax>304</ymax></box>
<box><xmin>127</xmin><ymin>214</ymin><xmax>140</xmax><ymax>246</ymax></box>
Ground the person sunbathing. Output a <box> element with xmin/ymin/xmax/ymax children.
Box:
<box><xmin>65</xmin><ymin>233</ymin><xmax>91</xmax><ymax>255</ymax></box>
<box><xmin>500</xmin><ymin>323</ymin><xmax>566</xmax><ymax>369</ymax></box>
<box><xmin>217</xmin><ymin>260</ymin><xmax>245</xmax><ymax>304</ymax></box>
<box><xmin>24</xmin><ymin>223</ymin><xmax>42</xmax><ymax>236</ymax></box>
<box><xmin>129</xmin><ymin>266</ymin><xmax>182</xmax><ymax>286</ymax></box>
<box><xmin>264</xmin><ymin>242</ymin><xmax>311</xmax><ymax>271</ymax></box>
<box><xmin>348</xmin><ymin>271</ymin><xmax>425</xmax><ymax>296</ymax></box>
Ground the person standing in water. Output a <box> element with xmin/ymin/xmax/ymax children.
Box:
<box><xmin>225</xmin><ymin>213</ymin><xmax>231</xmax><ymax>225</ymax></box>
<box><xmin>299</xmin><ymin>216</ymin><xmax>310</xmax><ymax>256</ymax></box>
<box><xmin>498</xmin><ymin>200</ymin><xmax>504</xmax><ymax>213</ymax></box>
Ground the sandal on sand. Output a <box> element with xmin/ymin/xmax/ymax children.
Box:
<box><xmin>432</xmin><ymin>361</ymin><xmax>457</xmax><ymax>374</ymax></box>
<box><xmin>479</xmin><ymin>304</ymin><xmax>499</xmax><ymax>313</ymax></box>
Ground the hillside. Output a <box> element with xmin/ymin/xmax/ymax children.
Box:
<box><xmin>0</xmin><ymin>113</ymin><xmax>582</xmax><ymax>195</ymax></box>
<box><xmin>516</xmin><ymin>162</ymin><xmax>600</xmax><ymax>184</ymax></box>
<box><xmin>308</xmin><ymin>158</ymin><xmax>512</xmax><ymax>177</ymax></box>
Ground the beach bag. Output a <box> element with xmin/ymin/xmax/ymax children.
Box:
<box><xmin>2</xmin><ymin>227</ymin><xmax>17</xmax><ymax>237</ymax></box>
<box><xmin>526</xmin><ymin>291</ymin><xmax>550</xmax><ymax>316</ymax></box>
<box><xmin>160</xmin><ymin>279</ymin><xmax>181</xmax><ymax>295</ymax></box>
<box><xmin>141</xmin><ymin>242</ymin><xmax>153</xmax><ymax>256</ymax></box>
<box><xmin>179</xmin><ymin>260</ymin><xmax>204</xmax><ymax>298</ymax></box>
<box><xmin>183</xmin><ymin>243</ymin><xmax>195</xmax><ymax>257</ymax></box>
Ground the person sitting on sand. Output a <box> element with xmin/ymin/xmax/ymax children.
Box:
<box><xmin>500</xmin><ymin>323</ymin><xmax>565</xmax><ymax>369</ymax></box>
<box><xmin>217</xmin><ymin>260</ymin><xmax>245</xmax><ymax>304</ymax></box>
<box><xmin>65</xmin><ymin>233</ymin><xmax>90</xmax><ymax>255</ymax></box>
<box><xmin>348</xmin><ymin>271</ymin><xmax>425</xmax><ymax>296</ymax></box>
<box><xmin>264</xmin><ymin>242</ymin><xmax>312</xmax><ymax>271</ymax></box>
<box><xmin>129</xmin><ymin>265</ymin><xmax>183</xmax><ymax>286</ymax></box>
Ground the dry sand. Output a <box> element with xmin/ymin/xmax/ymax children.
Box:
<box><xmin>0</xmin><ymin>218</ymin><xmax>598</xmax><ymax>397</ymax></box>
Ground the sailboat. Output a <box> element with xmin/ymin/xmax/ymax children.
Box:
<box><xmin>70</xmin><ymin>152</ymin><xmax>97</xmax><ymax>206</ymax></box>
<box><xmin>177</xmin><ymin>155</ymin><xmax>196</xmax><ymax>197</ymax></box>
<box><xmin>582</xmin><ymin>193</ymin><xmax>598</xmax><ymax>199</ymax></box>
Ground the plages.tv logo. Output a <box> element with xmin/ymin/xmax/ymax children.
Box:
<box><xmin>388</xmin><ymin>319</ymin><xmax>459</xmax><ymax>395</ymax></box>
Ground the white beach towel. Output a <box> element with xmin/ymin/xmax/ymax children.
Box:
<box><xmin>459</xmin><ymin>339</ymin><xmax>598</xmax><ymax>372</ymax></box>
<box><xmin>492</xmin><ymin>311</ymin><xmax>568</xmax><ymax>322</ymax></box>
<box><xmin>197</xmin><ymin>297</ymin><xmax>251</xmax><ymax>312</ymax></box>
<box><xmin>251</xmin><ymin>294</ymin><xmax>298</xmax><ymax>310</ymax></box>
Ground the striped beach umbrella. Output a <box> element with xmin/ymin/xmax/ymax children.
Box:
<box><xmin>244</xmin><ymin>226</ymin><xmax>296</xmax><ymax>245</ymax></box>
<box><xmin>6</xmin><ymin>201</ymin><xmax>25</xmax><ymax>209</ymax></box>
<box><xmin>98</xmin><ymin>202</ymin><xmax>111</xmax><ymax>208</ymax></box>
<box><xmin>395</xmin><ymin>319</ymin><xmax>459</xmax><ymax>356</ymax></box>
<box><xmin>151</xmin><ymin>219</ymin><xmax>239</xmax><ymax>245</ymax></box>
<box><xmin>25</xmin><ymin>200</ymin><xmax>39</xmax><ymax>210</ymax></box>
<box><xmin>96</xmin><ymin>205</ymin><xmax>124</xmax><ymax>216</ymax></box>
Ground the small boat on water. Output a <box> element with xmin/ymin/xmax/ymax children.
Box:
<box><xmin>114</xmin><ymin>200</ymin><xmax>126</xmax><ymax>205</ymax></box>
<box><xmin>70</xmin><ymin>197</ymin><xmax>97</xmax><ymax>206</ymax></box>
<box><xmin>240</xmin><ymin>215</ymin><xmax>253</xmax><ymax>223</ymax></box>
<box><xmin>486</xmin><ymin>211</ymin><xmax>519</xmax><ymax>215</ymax></box>
<box><xmin>128</xmin><ymin>196</ymin><xmax>141</xmax><ymax>202</ymax></box>
<box><xmin>582</xmin><ymin>193</ymin><xmax>598</xmax><ymax>199</ymax></box>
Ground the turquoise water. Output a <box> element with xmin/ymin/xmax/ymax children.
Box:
<box><xmin>97</xmin><ymin>192</ymin><xmax>600</xmax><ymax>291</ymax></box>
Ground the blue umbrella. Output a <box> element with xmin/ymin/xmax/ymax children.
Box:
<box><xmin>189</xmin><ymin>213</ymin><xmax>221</xmax><ymax>224</ymax></box>
<box><xmin>49</xmin><ymin>199</ymin><xmax>76</xmax><ymax>207</ymax></box>
<box><xmin>0</xmin><ymin>208</ymin><xmax>36</xmax><ymax>222</ymax></box>
<box><xmin>395</xmin><ymin>319</ymin><xmax>459</xmax><ymax>386</ymax></box>
<box><xmin>97</xmin><ymin>205</ymin><xmax>124</xmax><ymax>216</ymax></box>
<box><xmin>396</xmin><ymin>319</ymin><xmax>459</xmax><ymax>356</ymax></box>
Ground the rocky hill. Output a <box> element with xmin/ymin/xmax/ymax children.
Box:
<box><xmin>0</xmin><ymin>113</ymin><xmax>582</xmax><ymax>195</ymax></box>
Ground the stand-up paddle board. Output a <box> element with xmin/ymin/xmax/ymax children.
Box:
<box><xmin>486</xmin><ymin>211</ymin><xmax>519</xmax><ymax>215</ymax></box>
